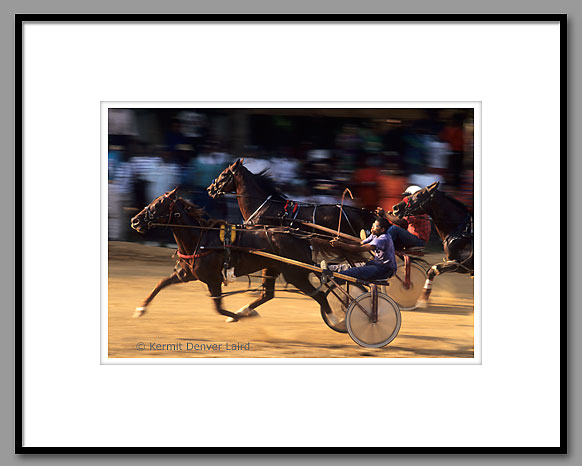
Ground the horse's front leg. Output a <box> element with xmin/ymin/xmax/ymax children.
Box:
<box><xmin>225</xmin><ymin>268</ymin><xmax>277</xmax><ymax>323</ymax></box>
<box><xmin>416</xmin><ymin>261</ymin><xmax>460</xmax><ymax>308</ymax></box>
<box><xmin>134</xmin><ymin>269</ymin><xmax>189</xmax><ymax>318</ymax></box>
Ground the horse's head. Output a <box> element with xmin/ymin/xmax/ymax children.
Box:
<box><xmin>207</xmin><ymin>158</ymin><xmax>244</xmax><ymax>198</ymax></box>
<box><xmin>130</xmin><ymin>187</ymin><xmax>179</xmax><ymax>233</ymax></box>
<box><xmin>392</xmin><ymin>182</ymin><xmax>439</xmax><ymax>218</ymax></box>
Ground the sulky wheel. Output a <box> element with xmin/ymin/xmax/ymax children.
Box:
<box><xmin>321</xmin><ymin>282</ymin><xmax>366</xmax><ymax>333</ymax></box>
<box><xmin>387</xmin><ymin>262</ymin><xmax>427</xmax><ymax>311</ymax></box>
<box><xmin>346</xmin><ymin>292</ymin><xmax>401</xmax><ymax>348</ymax></box>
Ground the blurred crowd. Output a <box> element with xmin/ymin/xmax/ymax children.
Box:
<box><xmin>108</xmin><ymin>109</ymin><xmax>474</xmax><ymax>243</ymax></box>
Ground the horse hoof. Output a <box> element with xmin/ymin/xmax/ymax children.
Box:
<box><xmin>416</xmin><ymin>300</ymin><xmax>428</xmax><ymax>309</ymax></box>
<box><xmin>226</xmin><ymin>307</ymin><xmax>260</xmax><ymax>323</ymax></box>
<box><xmin>327</xmin><ymin>313</ymin><xmax>341</xmax><ymax>326</ymax></box>
<box><xmin>235</xmin><ymin>305</ymin><xmax>260</xmax><ymax>318</ymax></box>
<box><xmin>133</xmin><ymin>307</ymin><xmax>147</xmax><ymax>318</ymax></box>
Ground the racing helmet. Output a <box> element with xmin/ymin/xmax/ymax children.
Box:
<box><xmin>403</xmin><ymin>185</ymin><xmax>422</xmax><ymax>196</ymax></box>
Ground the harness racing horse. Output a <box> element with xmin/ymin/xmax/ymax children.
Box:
<box><xmin>392</xmin><ymin>182</ymin><xmax>473</xmax><ymax>308</ymax></box>
<box><xmin>207</xmin><ymin>158</ymin><xmax>377</xmax><ymax>236</ymax></box>
<box><xmin>130</xmin><ymin>188</ymin><xmax>334</xmax><ymax>322</ymax></box>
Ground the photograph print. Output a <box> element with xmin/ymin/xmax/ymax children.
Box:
<box><xmin>106</xmin><ymin>105</ymin><xmax>476</xmax><ymax>359</ymax></box>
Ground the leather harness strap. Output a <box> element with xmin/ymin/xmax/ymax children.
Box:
<box><xmin>244</xmin><ymin>195</ymin><xmax>272</xmax><ymax>225</ymax></box>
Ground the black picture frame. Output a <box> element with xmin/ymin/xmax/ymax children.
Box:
<box><xmin>15</xmin><ymin>13</ymin><xmax>567</xmax><ymax>454</ymax></box>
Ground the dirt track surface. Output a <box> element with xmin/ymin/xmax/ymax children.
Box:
<box><xmin>108</xmin><ymin>242</ymin><xmax>474</xmax><ymax>359</ymax></box>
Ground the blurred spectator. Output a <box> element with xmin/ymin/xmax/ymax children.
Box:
<box><xmin>297</xmin><ymin>140</ymin><xmax>313</xmax><ymax>162</ymax></box>
<box><xmin>108</xmin><ymin>109</ymin><xmax>139</xmax><ymax>148</ymax></box>
<box><xmin>108</xmin><ymin>147</ymin><xmax>122</xmax><ymax>181</ymax></box>
<box><xmin>378</xmin><ymin>159</ymin><xmax>408</xmax><ymax>213</ymax></box>
<box><xmin>310</xmin><ymin>179</ymin><xmax>341</xmax><ymax>205</ymax></box>
<box><xmin>408</xmin><ymin>173</ymin><xmax>443</xmax><ymax>189</ymax></box>
<box><xmin>272</xmin><ymin>116</ymin><xmax>294</xmax><ymax>151</ymax></box>
<box><xmin>164</xmin><ymin>118</ymin><xmax>187</xmax><ymax>154</ymax></box>
<box><xmin>439</xmin><ymin>113</ymin><xmax>465</xmax><ymax>187</ymax></box>
<box><xmin>304</xmin><ymin>149</ymin><xmax>332</xmax><ymax>178</ymax></box>
<box><xmin>174</xmin><ymin>146</ymin><xmax>196</xmax><ymax>189</ymax></box>
<box><xmin>177</xmin><ymin>110</ymin><xmax>208</xmax><ymax>153</ymax></box>
<box><xmin>164</xmin><ymin>116</ymin><xmax>197</xmax><ymax>176</ymax></box>
<box><xmin>335</xmin><ymin>124</ymin><xmax>361</xmax><ymax>172</ymax></box>
<box><xmin>382</xmin><ymin>124</ymin><xmax>406</xmax><ymax>170</ymax></box>
<box><xmin>267</xmin><ymin>153</ymin><xmax>303</xmax><ymax>193</ymax></box>
<box><xmin>242</xmin><ymin>156</ymin><xmax>272</xmax><ymax>175</ymax></box>
<box><xmin>106</xmin><ymin>108</ymin><xmax>474</xmax><ymax>246</ymax></box>
<box><xmin>451</xmin><ymin>169</ymin><xmax>474</xmax><ymax>212</ymax></box>
<box><xmin>108</xmin><ymin>151</ymin><xmax>120</xmax><ymax>241</ymax></box>
<box><xmin>129</xmin><ymin>142</ymin><xmax>163</xmax><ymax>205</ymax></box>
<box><xmin>401</xmin><ymin>121</ymin><xmax>427</xmax><ymax>176</ymax></box>
<box><xmin>135</xmin><ymin>146</ymin><xmax>180</xmax><ymax>245</ymax></box>
<box><xmin>353</xmin><ymin>155</ymin><xmax>381</xmax><ymax>210</ymax></box>
<box><xmin>359</xmin><ymin>123</ymin><xmax>383</xmax><ymax>156</ymax></box>
<box><xmin>406</xmin><ymin>131</ymin><xmax>447</xmax><ymax>189</ymax></box>
<box><xmin>187</xmin><ymin>141</ymin><xmax>231</xmax><ymax>218</ymax></box>
<box><xmin>423</xmin><ymin>131</ymin><xmax>450</xmax><ymax>182</ymax></box>
<box><xmin>109</xmin><ymin>149</ymin><xmax>135</xmax><ymax>241</ymax></box>
<box><xmin>403</xmin><ymin>121</ymin><xmax>446</xmax><ymax>189</ymax></box>
<box><xmin>148</xmin><ymin>147</ymin><xmax>181</xmax><ymax>198</ymax></box>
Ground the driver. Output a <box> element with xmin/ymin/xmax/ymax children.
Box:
<box><xmin>321</xmin><ymin>217</ymin><xmax>396</xmax><ymax>282</ymax></box>
<box><xmin>376</xmin><ymin>185</ymin><xmax>431</xmax><ymax>250</ymax></box>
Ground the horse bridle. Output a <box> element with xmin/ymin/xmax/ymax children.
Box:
<box><xmin>401</xmin><ymin>189</ymin><xmax>436</xmax><ymax>217</ymax></box>
<box><xmin>144</xmin><ymin>192</ymin><xmax>180</xmax><ymax>228</ymax></box>
<box><xmin>211</xmin><ymin>164</ymin><xmax>238</xmax><ymax>196</ymax></box>
<box><xmin>144</xmin><ymin>194</ymin><xmax>209</xmax><ymax>275</ymax></box>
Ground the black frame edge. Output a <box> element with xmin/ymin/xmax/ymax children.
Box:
<box><xmin>15</xmin><ymin>13</ymin><xmax>566</xmax><ymax>22</ymax></box>
<box><xmin>15</xmin><ymin>13</ymin><xmax>567</xmax><ymax>454</ymax></box>
<box><xmin>15</xmin><ymin>14</ymin><xmax>23</xmax><ymax>455</ymax></box>
<box><xmin>559</xmin><ymin>14</ymin><xmax>568</xmax><ymax>455</ymax></box>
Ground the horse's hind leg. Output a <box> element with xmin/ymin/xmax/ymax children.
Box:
<box><xmin>226</xmin><ymin>268</ymin><xmax>278</xmax><ymax>323</ymax></box>
<box><xmin>281</xmin><ymin>269</ymin><xmax>333</xmax><ymax>321</ymax></box>
<box><xmin>134</xmin><ymin>271</ymin><xmax>189</xmax><ymax>318</ymax></box>
<box><xmin>416</xmin><ymin>262</ymin><xmax>459</xmax><ymax>308</ymax></box>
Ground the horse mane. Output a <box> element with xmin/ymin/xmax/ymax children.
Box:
<box><xmin>177</xmin><ymin>197</ymin><xmax>231</xmax><ymax>229</ymax></box>
<box><xmin>439</xmin><ymin>190</ymin><xmax>471</xmax><ymax>214</ymax></box>
<box><xmin>178</xmin><ymin>197</ymin><xmax>208</xmax><ymax>220</ymax></box>
<box><xmin>246</xmin><ymin>167</ymin><xmax>287</xmax><ymax>201</ymax></box>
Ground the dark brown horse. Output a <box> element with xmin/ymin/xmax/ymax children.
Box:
<box><xmin>130</xmin><ymin>188</ymin><xmax>334</xmax><ymax>322</ymax></box>
<box><xmin>206</xmin><ymin>158</ymin><xmax>377</xmax><ymax>236</ymax></box>
<box><xmin>392</xmin><ymin>182</ymin><xmax>473</xmax><ymax>308</ymax></box>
